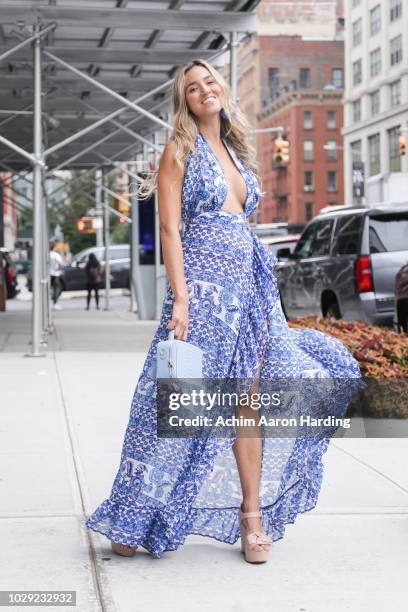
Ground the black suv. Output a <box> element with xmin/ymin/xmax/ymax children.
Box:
<box><xmin>275</xmin><ymin>203</ymin><xmax>408</xmax><ymax>326</ymax></box>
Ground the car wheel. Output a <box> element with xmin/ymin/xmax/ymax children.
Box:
<box><xmin>325</xmin><ymin>300</ymin><xmax>341</xmax><ymax>320</ymax></box>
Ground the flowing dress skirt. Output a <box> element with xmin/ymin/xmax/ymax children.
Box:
<box><xmin>85</xmin><ymin>210</ymin><xmax>363</xmax><ymax>557</ymax></box>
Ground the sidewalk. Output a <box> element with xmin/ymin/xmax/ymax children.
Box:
<box><xmin>1</xmin><ymin>301</ymin><xmax>407</xmax><ymax>612</ymax></box>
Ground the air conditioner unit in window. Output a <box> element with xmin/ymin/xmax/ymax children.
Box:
<box><xmin>304</xmin><ymin>185</ymin><xmax>313</xmax><ymax>192</ymax></box>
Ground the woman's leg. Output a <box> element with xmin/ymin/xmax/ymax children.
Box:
<box><xmin>86</xmin><ymin>286</ymin><xmax>91</xmax><ymax>309</ymax></box>
<box><xmin>232</xmin><ymin>354</ymin><xmax>265</xmax><ymax>538</ymax></box>
<box><xmin>95</xmin><ymin>286</ymin><xmax>100</xmax><ymax>309</ymax></box>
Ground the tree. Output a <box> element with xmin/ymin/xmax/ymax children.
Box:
<box><xmin>48</xmin><ymin>169</ymin><xmax>127</xmax><ymax>255</ymax></box>
<box><xmin>57</xmin><ymin>171</ymin><xmax>96</xmax><ymax>255</ymax></box>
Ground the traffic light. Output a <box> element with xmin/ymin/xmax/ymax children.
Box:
<box><xmin>76</xmin><ymin>217</ymin><xmax>96</xmax><ymax>234</ymax></box>
<box><xmin>273</xmin><ymin>136</ymin><xmax>290</xmax><ymax>165</ymax></box>
<box><xmin>113</xmin><ymin>192</ymin><xmax>130</xmax><ymax>216</ymax></box>
<box><xmin>399</xmin><ymin>134</ymin><xmax>406</xmax><ymax>156</ymax></box>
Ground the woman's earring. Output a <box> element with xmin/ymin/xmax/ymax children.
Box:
<box><xmin>220</xmin><ymin>107</ymin><xmax>229</xmax><ymax>120</ymax></box>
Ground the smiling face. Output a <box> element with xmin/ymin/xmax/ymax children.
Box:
<box><xmin>184</xmin><ymin>64</ymin><xmax>224</xmax><ymax>121</ymax></box>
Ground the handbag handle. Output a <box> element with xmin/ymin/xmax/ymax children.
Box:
<box><xmin>168</xmin><ymin>329</ymin><xmax>175</xmax><ymax>341</ymax></box>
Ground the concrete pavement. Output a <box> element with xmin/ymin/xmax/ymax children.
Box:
<box><xmin>1</xmin><ymin>297</ymin><xmax>407</xmax><ymax>612</ymax></box>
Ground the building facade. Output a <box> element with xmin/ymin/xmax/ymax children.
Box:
<box><xmin>258</xmin><ymin>90</ymin><xmax>344</xmax><ymax>223</ymax></box>
<box><xmin>343</xmin><ymin>0</ymin><xmax>408</xmax><ymax>204</ymax></box>
<box><xmin>255</xmin><ymin>36</ymin><xmax>345</xmax><ymax>223</ymax></box>
<box><xmin>219</xmin><ymin>1</ymin><xmax>346</xmax><ymax>223</ymax></box>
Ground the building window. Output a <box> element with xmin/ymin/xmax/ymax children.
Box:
<box><xmin>327</xmin><ymin>171</ymin><xmax>337</xmax><ymax>192</ymax></box>
<box><xmin>351</xmin><ymin>140</ymin><xmax>363</xmax><ymax>171</ymax></box>
<box><xmin>304</xmin><ymin>171</ymin><xmax>314</xmax><ymax>191</ymax></box>
<box><xmin>370</xmin><ymin>48</ymin><xmax>381</xmax><ymax>77</ymax></box>
<box><xmin>353</xmin><ymin>59</ymin><xmax>362</xmax><ymax>85</ymax></box>
<box><xmin>353</xmin><ymin>99</ymin><xmax>361</xmax><ymax>122</ymax></box>
<box><xmin>351</xmin><ymin>140</ymin><xmax>363</xmax><ymax>162</ymax></box>
<box><xmin>353</xmin><ymin>0</ymin><xmax>361</xmax><ymax>6</ymax></box>
<box><xmin>268</xmin><ymin>67</ymin><xmax>279</xmax><ymax>95</ymax></box>
<box><xmin>326</xmin><ymin>140</ymin><xmax>337</xmax><ymax>161</ymax></box>
<box><xmin>370</xmin><ymin>90</ymin><xmax>380</xmax><ymax>116</ymax></box>
<box><xmin>331</xmin><ymin>68</ymin><xmax>343</xmax><ymax>89</ymax></box>
<box><xmin>305</xmin><ymin>202</ymin><xmax>314</xmax><ymax>222</ymax></box>
<box><xmin>303</xmin><ymin>140</ymin><xmax>314</xmax><ymax>161</ymax></box>
<box><xmin>303</xmin><ymin>110</ymin><xmax>313</xmax><ymax>129</ymax></box>
<box><xmin>388</xmin><ymin>126</ymin><xmax>401</xmax><ymax>172</ymax></box>
<box><xmin>370</xmin><ymin>5</ymin><xmax>381</xmax><ymax>35</ymax></box>
<box><xmin>390</xmin><ymin>80</ymin><xmax>401</xmax><ymax>107</ymax></box>
<box><xmin>390</xmin><ymin>0</ymin><xmax>402</xmax><ymax>21</ymax></box>
<box><xmin>390</xmin><ymin>35</ymin><xmax>402</xmax><ymax>66</ymax></box>
<box><xmin>353</xmin><ymin>18</ymin><xmax>362</xmax><ymax>46</ymax></box>
<box><xmin>299</xmin><ymin>68</ymin><xmax>311</xmax><ymax>89</ymax></box>
<box><xmin>327</xmin><ymin>109</ymin><xmax>337</xmax><ymax>129</ymax></box>
<box><xmin>368</xmin><ymin>133</ymin><xmax>381</xmax><ymax>176</ymax></box>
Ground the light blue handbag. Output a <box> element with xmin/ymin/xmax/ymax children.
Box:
<box><xmin>156</xmin><ymin>329</ymin><xmax>203</xmax><ymax>378</ymax></box>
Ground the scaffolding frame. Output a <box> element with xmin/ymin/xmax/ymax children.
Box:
<box><xmin>0</xmin><ymin>1</ymin><xmax>259</xmax><ymax>356</ymax></box>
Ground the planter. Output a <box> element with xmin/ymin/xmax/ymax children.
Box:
<box><xmin>288</xmin><ymin>316</ymin><xmax>408</xmax><ymax>419</ymax></box>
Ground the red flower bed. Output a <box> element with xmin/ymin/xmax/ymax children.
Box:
<box><xmin>288</xmin><ymin>317</ymin><xmax>408</xmax><ymax>418</ymax></box>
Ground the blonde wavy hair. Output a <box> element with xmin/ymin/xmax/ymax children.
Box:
<box><xmin>138</xmin><ymin>58</ymin><xmax>259</xmax><ymax>199</ymax></box>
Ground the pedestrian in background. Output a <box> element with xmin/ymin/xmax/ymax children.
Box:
<box><xmin>49</xmin><ymin>241</ymin><xmax>64</xmax><ymax>310</ymax></box>
<box><xmin>85</xmin><ymin>253</ymin><xmax>102</xmax><ymax>310</ymax></box>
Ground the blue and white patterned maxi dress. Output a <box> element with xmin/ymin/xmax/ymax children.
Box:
<box><xmin>85</xmin><ymin>132</ymin><xmax>364</xmax><ymax>558</ymax></box>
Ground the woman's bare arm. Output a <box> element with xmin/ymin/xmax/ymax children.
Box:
<box><xmin>157</xmin><ymin>140</ymin><xmax>189</xmax><ymax>342</ymax></box>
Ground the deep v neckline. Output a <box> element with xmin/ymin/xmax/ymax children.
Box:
<box><xmin>199</xmin><ymin>132</ymin><xmax>248</xmax><ymax>213</ymax></box>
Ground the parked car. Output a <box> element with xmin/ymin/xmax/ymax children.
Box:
<box><xmin>0</xmin><ymin>248</ymin><xmax>18</xmax><ymax>299</ymax></box>
<box><xmin>27</xmin><ymin>241</ymin><xmax>157</xmax><ymax>292</ymax></box>
<box><xmin>60</xmin><ymin>244</ymin><xmax>131</xmax><ymax>291</ymax></box>
<box><xmin>261</xmin><ymin>234</ymin><xmax>300</xmax><ymax>259</ymax></box>
<box><xmin>395</xmin><ymin>262</ymin><xmax>408</xmax><ymax>332</ymax></box>
<box><xmin>275</xmin><ymin>203</ymin><xmax>408</xmax><ymax>326</ymax></box>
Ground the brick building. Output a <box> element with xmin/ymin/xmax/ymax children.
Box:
<box><xmin>219</xmin><ymin>1</ymin><xmax>345</xmax><ymax>223</ymax></box>
<box><xmin>256</xmin><ymin>36</ymin><xmax>345</xmax><ymax>224</ymax></box>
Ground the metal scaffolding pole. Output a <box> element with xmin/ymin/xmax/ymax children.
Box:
<box><xmin>0</xmin><ymin>22</ymin><xmax>56</xmax><ymax>64</ymax></box>
<box><xmin>44</xmin><ymin>177</ymin><xmax>53</xmax><ymax>333</ymax></box>
<box><xmin>0</xmin><ymin>134</ymin><xmax>36</xmax><ymax>164</ymax></box>
<box><xmin>42</xmin><ymin>49</ymin><xmax>171</xmax><ymax>157</ymax></box>
<box><xmin>53</xmin><ymin>82</ymin><xmax>163</xmax><ymax>156</ymax></box>
<box><xmin>102</xmin><ymin>169</ymin><xmax>111</xmax><ymax>311</ymax></box>
<box><xmin>44</xmin><ymin>99</ymin><xmax>170</xmax><ymax>203</ymax></box>
<box><xmin>29</xmin><ymin>26</ymin><xmax>45</xmax><ymax>357</ymax></box>
<box><xmin>95</xmin><ymin>168</ymin><xmax>103</xmax><ymax>247</ymax></box>
<box><xmin>129</xmin><ymin>158</ymin><xmax>146</xmax><ymax>318</ymax></box>
<box><xmin>229</xmin><ymin>31</ymin><xmax>239</xmax><ymax>105</ymax></box>
<box><xmin>42</xmin><ymin>176</ymin><xmax>51</xmax><ymax>335</ymax></box>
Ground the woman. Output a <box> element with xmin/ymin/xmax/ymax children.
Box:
<box><xmin>85</xmin><ymin>59</ymin><xmax>364</xmax><ymax>563</ymax></box>
<box><xmin>85</xmin><ymin>252</ymin><xmax>102</xmax><ymax>310</ymax></box>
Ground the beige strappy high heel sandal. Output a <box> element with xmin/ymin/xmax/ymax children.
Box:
<box><xmin>238</xmin><ymin>506</ymin><xmax>272</xmax><ymax>564</ymax></box>
<box><xmin>110</xmin><ymin>541</ymin><xmax>138</xmax><ymax>557</ymax></box>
